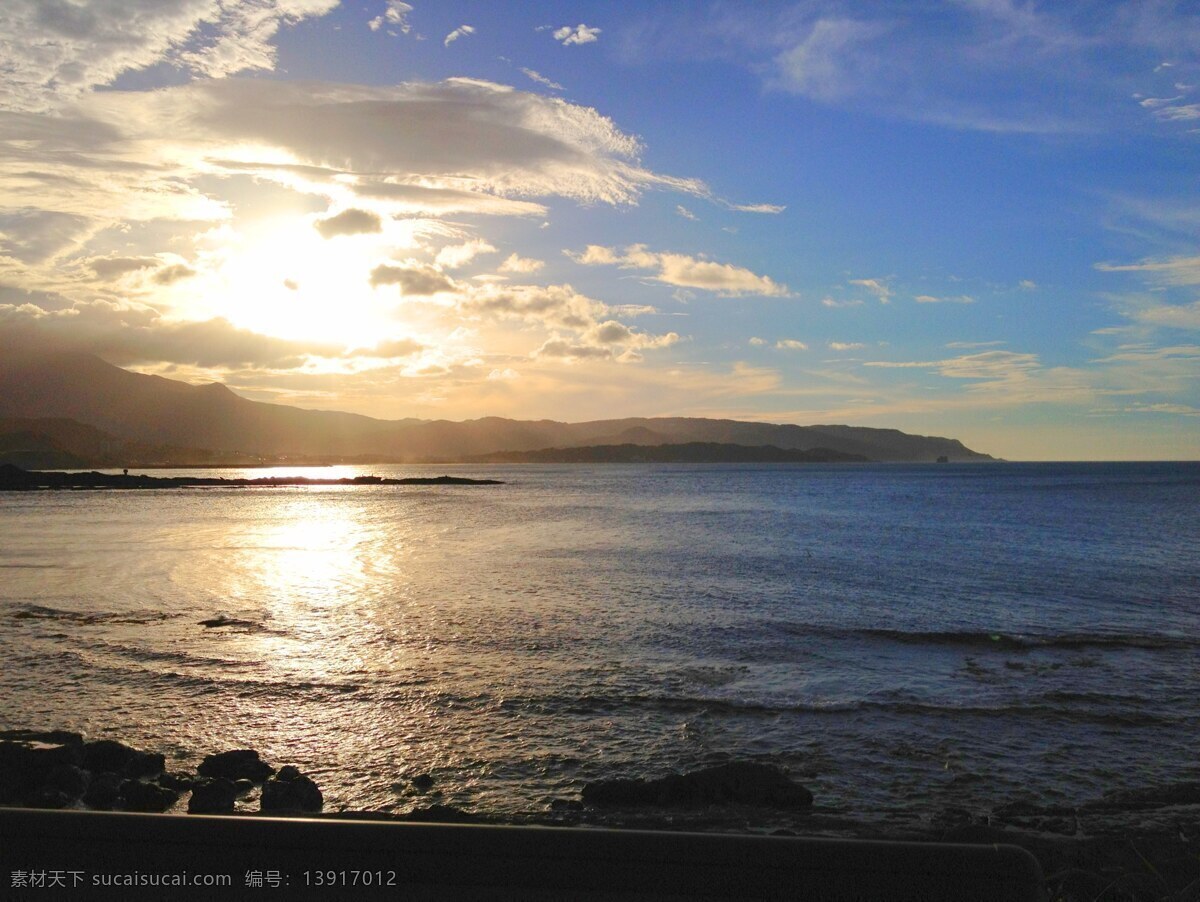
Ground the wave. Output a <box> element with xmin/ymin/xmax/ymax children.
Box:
<box><xmin>784</xmin><ymin>624</ymin><xmax>1198</xmax><ymax>652</ymax></box>
<box><xmin>8</xmin><ymin>603</ymin><xmax>176</xmax><ymax>626</ymax></box>
<box><xmin>496</xmin><ymin>691</ymin><xmax>1182</xmax><ymax>727</ymax></box>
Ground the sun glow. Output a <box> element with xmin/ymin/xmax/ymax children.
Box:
<box><xmin>183</xmin><ymin>214</ymin><xmax>436</xmax><ymax>351</ymax></box>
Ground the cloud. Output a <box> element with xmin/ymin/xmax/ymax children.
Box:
<box><xmin>1096</xmin><ymin>255</ymin><xmax>1200</xmax><ymax>287</ymax></box>
<box><xmin>0</xmin><ymin>209</ymin><xmax>94</xmax><ymax>262</ymax></box>
<box><xmin>722</xmin><ymin>201</ymin><xmax>786</xmax><ymax>214</ymax></box>
<box><xmin>676</xmin><ymin>205</ymin><xmax>698</xmax><ymax>221</ymax></box>
<box><xmin>0</xmin><ymin>0</ymin><xmax>339</xmax><ymax>111</ymax></box>
<box><xmin>775</xmin><ymin>339</ymin><xmax>808</xmax><ymax>350</ymax></box>
<box><xmin>849</xmin><ymin>278</ymin><xmax>892</xmax><ymax>303</ymax></box>
<box><xmin>444</xmin><ymin>25</ymin><xmax>475</xmax><ymax>47</ymax></box>
<box><xmin>534</xmin><ymin>337</ymin><xmax>613</xmax><ymax>360</ymax></box>
<box><xmin>369</xmin><ymin>263</ymin><xmax>457</xmax><ymax>295</ymax></box>
<box><xmin>351</xmin><ymin>181</ymin><xmax>547</xmax><ymax>217</ymax></box>
<box><xmin>357</xmin><ymin>337</ymin><xmax>425</xmax><ymax>358</ymax></box>
<box><xmin>73</xmin><ymin>77</ymin><xmax>707</xmax><ymax>207</ymax></box>
<box><xmin>553</xmin><ymin>24</ymin><xmax>601</xmax><ymax>46</ymax></box>
<box><xmin>0</xmin><ymin>299</ymin><xmax>341</xmax><ymax>368</ymax></box>
<box><xmin>520</xmin><ymin>68</ymin><xmax>563</xmax><ymax>90</ymax></box>
<box><xmin>152</xmin><ymin>263</ymin><xmax>196</xmax><ymax>285</ymax></box>
<box><xmin>568</xmin><ymin>244</ymin><xmax>790</xmax><ymax>296</ymax></box>
<box><xmin>314</xmin><ymin>208</ymin><xmax>383</xmax><ymax>239</ymax></box>
<box><xmin>89</xmin><ymin>255</ymin><xmax>159</xmax><ymax>280</ymax></box>
<box><xmin>436</xmin><ymin>239</ymin><xmax>496</xmax><ymax>269</ymax></box>
<box><xmin>866</xmin><ymin>350</ymin><xmax>1042</xmax><ymax>387</ymax></box>
<box><xmin>458</xmin><ymin>283</ymin><xmax>604</xmax><ymax>330</ymax></box>
<box><xmin>1127</xmin><ymin>300</ymin><xmax>1200</xmax><ymax>330</ymax></box>
<box><xmin>771</xmin><ymin>18</ymin><xmax>892</xmax><ymax>103</ymax></box>
<box><xmin>914</xmin><ymin>294</ymin><xmax>975</xmax><ymax>304</ymax></box>
<box><xmin>828</xmin><ymin>341</ymin><xmax>865</xmax><ymax>351</ymax></box>
<box><xmin>821</xmin><ymin>297</ymin><xmax>863</xmax><ymax>308</ymax></box>
<box><xmin>369</xmin><ymin>1</ymin><xmax>413</xmax><ymax>34</ymax></box>
<box><xmin>498</xmin><ymin>253</ymin><xmax>544</xmax><ymax>274</ymax></box>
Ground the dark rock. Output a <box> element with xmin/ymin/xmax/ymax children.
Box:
<box><xmin>411</xmin><ymin>773</ymin><xmax>435</xmax><ymax>792</ymax></box>
<box><xmin>120</xmin><ymin>779</ymin><xmax>178</xmax><ymax>813</ymax></box>
<box><xmin>260</xmin><ymin>768</ymin><xmax>323</xmax><ymax>813</ymax></box>
<box><xmin>1083</xmin><ymin>781</ymin><xmax>1200</xmax><ymax>811</ymax></box>
<box><xmin>124</xmin><ymin>750</ymin><xmax>165</xmax><ymax>779</ymax></box>
<box><xmin>82</xmin><ymin>772</ymin><xmax>122</xmax><ymax>810</ymax></box>
<box><xmin>0</xmin><ymin>729</ymin><xmax>84</xmax><ymax>747</ymax></box>
<box><xmin>197</xmin><ymin>749</ymin><xmax>275</xmax><ymax>783</ymax></box>
<box><xmin>581</xmin><ymin>762</ymin><xmax>813</xmax><ymax>809</ymax></box>
<box><xmin>234</xmin><ymin>779</ymin><xmax>256</xmax><ymax>796</ymax></box>
<box><xmin>24</xmin><ymin>787</ymin><xmax>74</xmax><ymax>809</ymax></box>
<box><xmin>0</xmin><ymin>740</ymin><xmax>83</xmax><ymax>803</ymax></box>
<box><xmin>549</xmin><ymin>798</ymin><xmax>583</xmax><ymax>812</ymax></box>
<box><xmin>44</xmin><ymin>764</ymin><xmax>89</xmax><ymax>800</ymax></box>
<box><xmin>188</xmin><ymin>778</ymin><xmax>237</xmax><ymax>814</ymax></box>
<box><xmin>157</xmin><ymin>771</ymin><xmax>195</xmax><ymax>792</ymax></box>
<box><xmin>81</xmin><ymin>739</ymin><xmax>139</xmax><ymax>774</ymax></box>
<box><xmin>403</xmin><ymin>804</ymin><xmax>476</xmax><ymax>823</ymax></box>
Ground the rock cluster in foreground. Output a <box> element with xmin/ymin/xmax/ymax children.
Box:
<box><xmin>0</xmin><ymin>730</ymin><xmax>321</xmax><ymax>815</ymax></box>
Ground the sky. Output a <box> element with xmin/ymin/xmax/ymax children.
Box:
<box><xmin>0</xmin><ymin>1</ymin><xmax>1198</xmax><ymax>460</ymax></box>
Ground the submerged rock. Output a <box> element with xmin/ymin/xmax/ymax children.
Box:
<box><xmin>403</xmin><ymin>804</ymin><xmax>476</xmax><ymax>823</ymax></box>
<box><xmin>582</xmin><ymin>762</ymin><xmax>814</xmax><ymax>809</ymax></box>
<box><xmin>260</xmin><ymin>766</ymin><xmax>323</xmax><ymax>813</ymax></box>
<box><xmin>187</xmin><ymin>778</ymin><xmax>237</xmax><ymax>814</ymax></box>
<box><xmin>197</xmin><ymin>749</ymin><xmax>275</xmax><ymax>783</ymax></box>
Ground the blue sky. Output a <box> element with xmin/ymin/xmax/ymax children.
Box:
<box><xmin>1</xmin><ymin>1</ymin><xmax>1198</xmax><ymax>459</ymax></box>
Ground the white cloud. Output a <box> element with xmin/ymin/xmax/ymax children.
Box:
<box><xmin>1096</xmin><ymin>255</ymin><xmax>1200</xmax><ymax>286</ymax></box>
<box><xmin>498</xmin><ymin>253</ymin><xmax>544</xmax><ymax>274</ymax></box>
<box><xmin>520</xmin><ymin>68</ymin><xmax>563</xmax><ymax>91</ymax></box>
<box><xmin>849</xmin><ymin>278</ymin><xmax>892</xmax><ymax>303</ymax></box>
<box><xmin>821</xmin><ymin>297</ymin><xmax>863</xmax><ymax>308</ymax></box>
<box><xmin>444</xmin><ymin>25</ymin><xmax>475</xmax><ymax>47</ymax></box>
<box><xmin>568</xmin><ymin>244</ymin><xmax>790</xmax><ymax>297</ymax></box>
<box><xmin>436</xmin><ymin>239</ymin><xmax>496</xmax><ymax>269</ymax></box>
<box><xmin>748</xmin><ymin>337</ymin><xmax>767</xmax><ymax>346</ymax></box>
<box><xmin>553</xmin><ymin>24</ymin><xmax>601</xmax><ymax>46</ymax></box>
<box><xmin>914</xmin><ymin>294</ymin><xmax>975</xmax><ymax>304</ymax></box>
<box><xmin>770</xmin><ymin>18</ymin><xmax>891</xmax><ymax>103</ymax></box>
<box><xmin>776</xmin><ymin>339</ymin><xmax>808</xmax><ymax>350</ymax></box>
<box><xmin>676</xmin><ymin>205</ymin><xmax>698</xmax><ymax>221</ymax></box>
<box><xmin>314</xmin><ymin>208</ymin><xmax>382</xmax><ymax>239</ymax></box>
<box><xmin>828</xmin><ymin>341</ymin><xmax>865</xmax><ymax>350</ymax></box>
<box><xmin>1128</xmin><ymin>301</ymin><xmax>1200</xmax><ymax>330</ymax></box>
<box><xmin>369</xmin><ymin>1</ymin><xmax>413</xmax><ymax>34</ymax></box>
<box><xmin>0</xmin><ymin>0</ymin><xmax>339</xmax><ymax>111</ymax></box>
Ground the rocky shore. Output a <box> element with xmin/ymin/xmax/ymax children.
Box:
<box><xmin>0</xmin><ymin>464</ymin><xmax>503</xmax><ymax>490</ymax></box>
<box><xmin>1</xmin><ymin>730</ymin><xmax>1197</xmax><ymax>900</ymax></box>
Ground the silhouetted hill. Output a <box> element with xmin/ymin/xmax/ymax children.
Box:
<box><xmin>467</xmin><ymin>443</ymin><xmax>868</xmax><ymax>463</ymax></box>
<box><xmin>0</xmin><ymin>351</ymin><xmax>994</xmax><ymax>463</ymax></box>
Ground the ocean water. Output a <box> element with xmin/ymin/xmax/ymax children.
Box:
<box><xmin>1</xmin><ymin>462</ymin><xmax>1197</xmax><ymax>828</ymax></box>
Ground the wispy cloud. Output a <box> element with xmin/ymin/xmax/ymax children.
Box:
<box><xmin>520</xmin><ymin>68</ymin><xmax>563</xmax><ymax>90</ymax></box>
<box><xmin>849</xmin><ymin>278</ymin><xmax>892</xmax><ymax>303</ymax></box>
<box><xmin>568</xmin><ymin>244</ymin><xmax>790</xmax><ymax>296</ymax></box>
<box><xmin>914</xmin><ymin>294</ymin><xmax>975</xmax><ymax>304</ymax></box>
<box><xmin>444</xmin><ymin>25</ymin><xmax>475</xmax><ymax>47</ymax></box>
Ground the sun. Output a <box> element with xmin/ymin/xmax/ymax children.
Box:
<box><xmin>181</xmin><ymin>214</ymin><xmax>433</xmax><ymax>352</ymax></box>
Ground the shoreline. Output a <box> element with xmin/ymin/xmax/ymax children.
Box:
<box><xmin>0</xmin><ymin>464</ymin><xmax>503</xmax><ymax>490</ymax></box>
<box><xmin>3</xmin><ymin>729</ymin><xmax>1197</xmax><ymax>900</ymax></box>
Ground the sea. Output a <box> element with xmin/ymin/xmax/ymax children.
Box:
<box><xmin>1</xmin><ymin>461</ymin><xmax>1197</xmax><ymax>831</ymax></box>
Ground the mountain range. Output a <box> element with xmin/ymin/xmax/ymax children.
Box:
<box><xmin>0</xmin><ymin>351</ymin><xmax>994</xmax><ymax>466</ymax></box>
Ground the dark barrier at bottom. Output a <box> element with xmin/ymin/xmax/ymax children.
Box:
<box><xmin>0</xmin><ymin>808</ymin><xmax>1042</xmax><ymax>901</ymax></box>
